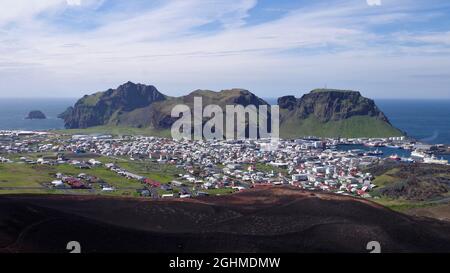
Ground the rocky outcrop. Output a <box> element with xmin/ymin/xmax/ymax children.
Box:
<box><xmin>277</xmin><ymin>89</ymin><xmax>403</xmax><ymax>137</ymax></box>
<box><xmin>277</xmin><ymin>96</ymin><xmax>297</xmax><ymax>111</ymax></box>
<box><xmin>26</xmin><ymin>110</ymin><xmax>46</xmax><ymax>120</ymax></box>
<box><xmin>279</xmin><ymin>89</ymin><xmax>390</xmax><ymax>123</ymax></box>
<box><xmin>60</xmin><ymin>84</ymin><xmax>271</xmax><ymax>130</ymax></box>
<box><xmin>60</xmin><ymin>83</ymin><xmax>402</xmax><ymax>138</ymax></box>
<box><xmin>60</xmin><ymin>82</ymin><xmax>166</xmax><ymax>129</ymax></box>
<box><xmin>57</xmin><ymin>107</ymin><xmax>73</xmax><ymax>120</ymax></box>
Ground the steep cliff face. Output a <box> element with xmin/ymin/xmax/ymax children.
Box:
<box><xmin>278</xmin><ymin>89</ymin><xmax>402</xmax><ymax>138</ymax></box>
<box><xmin>279</xmin><ymin>89</ymin><xmax>390</xmax><ymax>123</ymax></box>
<box><xmin>61</xmin><ymin>85</ymin><xmax>270</xmax><ymax>130</ymax></box>
<box><xmin>60</xmin><ymin>82</ymin><xmax>166</xmax><ymax>129</ymax></box>
<box><xmin>60</xmin><ymin>83</ymin><xmax>402</xmax><ymax>138</ymax></box>
<box><xmin>115</xmin><ymin>88</ymin><xmax>271</xmax><ymax>130</ymax></box>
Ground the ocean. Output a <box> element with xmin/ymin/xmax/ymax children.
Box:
<box><xmin>376</xmin><ymin>99</ymin><xmax>450</xmax><ymax>145</ymax></box>
<box><xmin>0</xmin><ymin>98</ymin><xmax>449</xmax><ymax>145</ymax></box>
<box><xmin>0</xmin><ymin>98</ymin><xmax>76</xmax><ymax>131</ymax></box>
<box><xmin>265</xmin><ymin>98</ymin><xmax>450</xmax><ymax>145</ymax></box>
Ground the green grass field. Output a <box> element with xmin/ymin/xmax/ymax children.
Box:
<box><xmin>371</xmin><ymin>168</ymin><xmax>401</xmax><ymax>188</ymax></box>
<box><xmin>254</xmin><ymin>163</ymin><xmax>288</xmax><ymax>175</ymax></box>
<box><xmin>0</xmin><ymin>163</ymin><xmax>52</xmax><ymax>188</ymax></box>
<box><xmin>54</xmin><ymin>125</ymin><xmax>171</xmax><ymax>137</ymax></box>
<box><xmin>280</xmin><ymin>115</ymin><xmax>403</xmax><ymax>138</ymax></box>
<box><xmin>0</xmin><ymin>161</ymin><xmax>143</xmax><ymax>196</ymax></box>
<box><xmin>372</xmin><ymin>197</ymin><xmax>437</xmax><ymax>212</ymax></box>
<box><xmin>0</xmin><ymin>156</ymin><xmax>225</xmax><ymax>197</ymax></box>
<box><xmin>117</xmin><ymin>161</ymin><xmax>181</xmax><ymax>183</ymax></box>
<box><xmin>205</xmin><ymin>188</ymin><xmax>236</xmax><ymax>195</ymax></box>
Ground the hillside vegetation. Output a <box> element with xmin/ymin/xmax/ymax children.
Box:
<box><xmin>59</xmin><ymin>82</ymin><xmax>403</xmax><ymax>138</ymax></box>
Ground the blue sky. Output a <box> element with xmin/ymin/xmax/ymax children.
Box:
<box><xmin>0</xmin><ymin>0</ymin><xmax>450</xmax><ymax>98</ymax></box>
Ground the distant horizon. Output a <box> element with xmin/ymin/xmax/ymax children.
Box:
<box><xmin>3</xmin><ymin>86</ymin><xmax>448</xmax><ymax>100</ymax></box>
<box><xmin>1</xmin><ymin>81</ymin><xmax>450</xmax><ymax>100</ymax></box>
<box><xmin>1</xmin><ymin>96</ymin><xmax>449</xmax><ymax>145</ymax></box>
<box><xmin>2</xmin><ymin>95</ymin><xmax>450</xmax><ymax>100</ymax></box>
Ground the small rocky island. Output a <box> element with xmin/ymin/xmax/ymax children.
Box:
<box><xmin>26</xmin><ymin>110</ymin><xmax>47</xmax><ymax>120</ymax></box>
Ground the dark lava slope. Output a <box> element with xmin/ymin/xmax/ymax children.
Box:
<box><xmin>1</xmin><ymin>187</ymin><xmax>450</xmax><ymax>253</ymax></box>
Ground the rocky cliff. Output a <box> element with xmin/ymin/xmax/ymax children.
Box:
<box><xmin>278</xmin><ymin>89</ymin><xmax>390</xmax><ymax>123</ymax></box>
<box><xmin>278</xmin><ymin>89</ymin><xmax>402</xmax><ymax>138</ymax></box>
<box><xmin>60</xmin><ymin>83</ymin><xmax>403</xmax><ymax>138</ymax></box>
<box><xmin>59</xmin><ymin>82</ymin><xmax>166</xmax><ymax>129</ymax></box>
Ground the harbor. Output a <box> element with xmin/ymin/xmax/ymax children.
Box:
<box><xmin>335</xmin><ymin>140</ymin><xmax>450</xmax><ymax>163</ymax></box>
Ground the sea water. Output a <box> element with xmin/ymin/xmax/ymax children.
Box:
<box><xmin>0</xmin><ymin>98</ymin><xmax>449</xmax><ymax>146</ymax></box>
<box><xmin>0</xmin><ymin>98</ymin><xmax>75</xmax><ymax>131</ymax></box>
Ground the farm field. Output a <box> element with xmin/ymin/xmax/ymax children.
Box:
<box><xmin>0</xmin><ymin>159</ymin><xmax>142</xmax><ymax>196</ymax></box>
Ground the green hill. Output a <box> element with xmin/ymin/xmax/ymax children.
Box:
<box><xmin>280</xmin><ymin>115</ymin><xmax>403</xmax><ymax>138</ymax></box>
<box><xmin>59</xmin><ymin>83</ymin><xmax>403</xmax><ymax>138</ymax></box>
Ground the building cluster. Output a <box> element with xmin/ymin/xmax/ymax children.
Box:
<box><xmin>50</xmin><ymin>170</ymin><xmax>115</xmax><ymax>191</ymax></box>
<box><xmin>1</xmin><ymin>130</ymin><xmax>449</xmax><ymax>199</ymax></box>
<box><xmin>33</xmin><ymin>134</ymin><xmax>388</xmax><ymax>197</ymax></box>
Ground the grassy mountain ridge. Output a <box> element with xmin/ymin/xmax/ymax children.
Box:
<box><xmin>59</xmin><ymin>82</ymin><xmax>403</xmax><ymax>138</ymax></box>
<box><xmin>280</xmin><ymin>115</ymin><xmax>403</xmax><ymax>138</ymax></box>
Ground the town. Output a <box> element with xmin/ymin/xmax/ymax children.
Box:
<box><xmin>0</xmin><ymin>130</ymin><xmax>448</xmax><ymax>199</ymax></box>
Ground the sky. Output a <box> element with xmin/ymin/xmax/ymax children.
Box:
<box><xmin>0</xmin><ymin>0</ymin><xmax>450</xmax><ymax>99</ymax></box>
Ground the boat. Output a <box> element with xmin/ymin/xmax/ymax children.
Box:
<box><xmin>388</xmin><ymin>154</ymin><xmax>401</xmax><ymax>161</ymax></box>
<box><xmin>411</xmin><ymin>150</ymin><xmax>427</xmax><ymax>158</ymax></box>
<box><xmin>365</xmin><ymin>142</ymin><xmax>386</xmax><ymax>147</ymax></box>
<box><xmin>365</xmin><ymin>142</ymin><xmax>379</xmax><ymax>147</ymax></box>
<box><xmin>350</xmin><ymin>149</ymin><xmax>365</xmax><ymax>156</ymax></box>
<box><xmin>400</xmin><ymin>157</ymin><xmax>415</xmax><ymax>163</ymax></box>
<box><xmin>423</xmin><ymin>155</ymin><xmax>448</xmax><ymax>165</ymax></box>
<box><xmin>402</xmin><ymin>144</ymin><xmax>414</xmax><ymax>150</ymax></box>
<box><xmin>386</xmin><ymin>145</ymin><xmax>402</xmax><ymax>149</ymax></box>
<box><xmin>365</xmin><ymin>149</ymin><xmax>384</xmax><ymax>156</ymax></box>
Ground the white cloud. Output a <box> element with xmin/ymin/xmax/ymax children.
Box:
<box><xmin>66</xmin><ymin>0</ymin><xmax>81</xmax><ymax>6</ymax></box>
<box><xmin>0</xmin><ymin>0</ymin><xmax>62</xmax><ymax>26</ymax></box>
<box><xmin>0</xmin><ymin>0</ymin><xmax>449</xmax><ymax>98</ymax></box>
<box><xmin>367</xmin><ymin>0</ymin><xmax>382</xmax><ymax>6</ymax></box>
<box><xmin>0</xmin><ymin>0</ymin><xmax>103</xmax><ymax>27</ymax></box>
<box><xmin>411</xmin><ymin>32</ymin><xmax>450</xmax><ymax>45</ymax></box>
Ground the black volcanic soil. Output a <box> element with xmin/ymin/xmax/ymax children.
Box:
<box><xmin>1</xmin><ymin>187</ymin><xmax>450</xmax><ymax>253</ymax></box>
